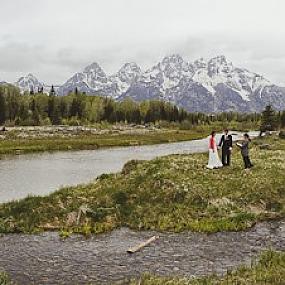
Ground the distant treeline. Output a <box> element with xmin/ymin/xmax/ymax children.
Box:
<box><xmin>0</xmin><ymin>84</ymin><xmax>284</xmax><ymax>129</ymax></box>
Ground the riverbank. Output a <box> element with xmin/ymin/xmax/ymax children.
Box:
<box><xmin>0</xmin><ymin>125</ymin><xmax>210</xmax><ymax>155</ymax></box>
<box><xmin>130</xmin><ymin>250</ymin><xmax>285</xmax><ymax>285</ymax></box>
<box><xmin>0</xmin><ymin>134</ymin><xmax>284</xmax><ymax>234</ymax></box>
<box><xmin>0</xmin><ymin>123</ymin><xmax>259</xmax><ymax>155</ymax></box>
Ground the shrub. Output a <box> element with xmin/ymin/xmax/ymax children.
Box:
<box><xmin>279</xmin><ymin>130</ymin><xmax>285</xmax><ymax>139</ymax></box>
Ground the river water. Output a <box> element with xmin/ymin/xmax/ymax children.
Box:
<box><xmin>0</xmin><ymin>220</ymin><xmax>284</xmax><ymax>284</ymax></box>
<box><xmin>0</xmin><ymin>132</ymin><xmax>258</xmax><ymax>203</ymax></box>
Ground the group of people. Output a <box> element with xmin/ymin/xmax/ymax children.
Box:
<box><xmin>207</xmin><ymin>129</ymin><xmax>253</xmax><ymax>170</ymax></box>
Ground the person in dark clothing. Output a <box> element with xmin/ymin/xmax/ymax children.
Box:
<box><xmin>236</xmin><ymin>133</ymin><xmax>253</xmax><ymax>170</ymax></box>
<box><xmin>218</xmin><ymin>129</ymin><xmax>233</xmax><ymax>166</ymax></box>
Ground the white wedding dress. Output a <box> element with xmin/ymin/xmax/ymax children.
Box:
<box><xmin>207</xmin><ymin>136</ymin><xmax>223</xmax><ymax>169</ymax></box>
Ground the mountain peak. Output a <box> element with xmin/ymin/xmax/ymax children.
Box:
<box><xmin>162</xmin><ymin>54</ymin><xmax>184</xmax><ymax>64</ymax></box>
<box><xmin>209</xmin><ymin>55</ymin><xmax>228</xmax><ymax>63</ymax></box>
<box><xmin>193</xmin><ymin>57</ymin><xmax>207</xmax><ymax>69</ymax></box>
<box><xmin>15</xmin><ymin>73</ymin><xmax>44</xmax><ymax>92</ymax></box>
<box><xmin>17</xmin><ymin>73</ymin><xmax>38</xmax><ymax>82</ymax></box>
<box><xmin>83</xmin><ymin>62</ymin><xmax>104</xmax><ymax>73</ymax></box>
<box><xmin>120</xmin><ymin>62</ymin><xmax>140</xmax><ymax>69</ymax></box>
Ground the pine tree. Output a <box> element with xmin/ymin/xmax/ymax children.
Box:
<box><xmin>280</xmin><ymin>111</ymin><xmax>285</xmax><ymax>129</ymax></box>
<box><xmin>70</xmin><ymin>98</ymin><xmax>78</xmax><ymax>117</ymax></box>
<box><xmin>30</xmin><ymin>99</ymin><xmax>40</xmax><ymax>125</ymax></box>
<box><xmin>49</xmin><ymin>85</ymin><xmax>56</xmax><ymax>96</ymax></box>
<box><xmin>51</xmin><ymin>106</ymin><xmax>62</xmax><ymax>125</ymax></box>
<box><xmin>260</xmin><ymin>105</ymin><xmax>279</xmax><ymax>132</ymax></box>
<box><xmin>48</xmin><ymin>95</ymin><xmax>55</xmax><ymax>118</ymax></box>
<box><xmin>30</xmin><ymin>86</ymin><xmax>34</xmax><ymax>95</ymax></box>
<box><xmin>0</xmin><ymin>93</ymin><xmax>6</xmax><ymax>124</ymax></box>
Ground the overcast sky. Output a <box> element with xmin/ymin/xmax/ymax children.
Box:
<box><xmin>1</xmin><ymin>0</ymin><xmax>285</xmax><ymax>86</ymax></box>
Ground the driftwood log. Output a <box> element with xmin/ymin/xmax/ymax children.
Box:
<box><xmin>127</xmin><ymin>236</ymin><xmax>159</xmax><ymax>254</ymax></box>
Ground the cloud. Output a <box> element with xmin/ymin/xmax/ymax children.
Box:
<box><xmin>0</xmin><ymin>0</ymin><xmax>285</xmax><ymax>86</ymax></box>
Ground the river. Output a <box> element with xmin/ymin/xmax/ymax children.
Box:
<box><xmin>0</xmin><ymin>132</ymin><xmax>258</xmax><ymax>203</ymax></box>
<box><xmin>0</xmin><ymin>221</ymin><xmax>284</xmax><ymax>284</ymax></box>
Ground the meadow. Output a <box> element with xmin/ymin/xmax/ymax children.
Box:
<box><xmin>0</xmin><ymin>134</ymin><xmax>284</xmax><ymax>235</ymax></box>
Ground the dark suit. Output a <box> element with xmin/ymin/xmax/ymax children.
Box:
<box><xmin>219</xmin><ymin>134</ymin><xmax>232</xmax><ymax>166</ymax></box>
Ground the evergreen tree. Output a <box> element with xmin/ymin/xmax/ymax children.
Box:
<box><xmin>30</xmin><ymin>99</ymin><xmax>40</xmax><ymax>125</ymax></box>
<box><xmin>51</xmin><ymin>106</ymin><xmax>62</xmax><ymax>125</ymax></box>
<box><xmin>103</xmin><ymin>99</ymin><xmax>114</xmax><ymax>121</ymax></box>
<box><xmin>260</xmin><ymin>105</ymin><xmax>279</xmax><ymax>132</ymax></box>
<box><xmin>70</xmin><ymin>98</ymin><xmax>79</xmax><ymax>117</ymax></box>
<box><xmin>59</xmin><ymin>98</ymin><xmax>68</xmax><ymax>118</ymax></box>
<box><xmin>280</xmin><ymin>111</ymin><xmax>285</xmax><ymax>129</ymax></box>
<box><xmin>30</xmin><ymin>86</ymin><xmax>34</xmax><ymax>95</ymax></box>
<box><xmin>0</xmin><ymin>93</ymin><xmax>6</xmax><ymax>124</ymax></box>
<box><xmin>48</xmin><ymin>95</ymin><xmax>55</xmax><ymax>118</ymax></box>
<box><xmin>49</xmin><ymin>85</ymin><xmax>56</xmax><ymax>96</ymax></box>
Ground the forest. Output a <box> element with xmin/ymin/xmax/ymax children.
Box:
<box><xmin>0</xmin><ymin>84</ymin><xmax>285</xmax><ymax>130</ymax></box>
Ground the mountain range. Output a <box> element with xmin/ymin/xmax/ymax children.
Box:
<box><xmin>2</xmin><ymin>55</ymin><xmax>285</xmax><ymax>113</ymax></box>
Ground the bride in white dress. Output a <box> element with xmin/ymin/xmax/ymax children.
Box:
<box><xmin>207</xmin><ymin>131</ymin><xmax>223</xmax><ymax>169</ymax></box>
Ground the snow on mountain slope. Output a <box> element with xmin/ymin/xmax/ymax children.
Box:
<box><xmin>11</xmin><ymin>54</ymin><xmax>285</xmax><ymax>112</ymax></box>
<box><xmin>57</xmin><ymin>62</ymin><xmax>114</xmax><ymax>96</ymax></box>
<box><xmin>15</xmin><ymin>73</ymin><xmax>44</xmax><ymax>93</ymax></box>
<box><xmin>140</xmin><ymin>54</ymin><xmax>194</xmax><ymax>92</ymax></box>
<box><xmin>191</xmin><ymin>55</ymin><xmax>271</xmax><ymax>102</ymax></box>
<box><xmin>122</xmin><ymin>55</ymin><xmax>285</xmax><ymax>112</ymax></box>
<box><xmin>109</xmin><ymin>62</ymin><xmax>141</xmax><ymax>96</ymax></box>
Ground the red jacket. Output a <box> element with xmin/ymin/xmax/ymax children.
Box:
<box><xmin>209</xmin><ymin>136</ymin><xmax>215</xmax><ymax>150</ymax></box>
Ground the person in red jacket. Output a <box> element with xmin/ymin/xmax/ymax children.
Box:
<box><xmin>207</xmin><ymin>131</ymin><xmax>223</xmax><ymax>169</ymax></box>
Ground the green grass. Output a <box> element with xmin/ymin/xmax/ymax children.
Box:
<box><xmin>0</xmin><ymin>135</ymin><xmax>284</xmax><ymax>234</ymax></box>
<box><xmin>0</xmin><ymin>272</ymin><xmax>11</xmax><ymax>285</ymax></box>
<box><xmin>128</xmin><ymin>250</ymin><xmax>285</xmax><ymax>285</ymax></box>
<box><xmin>0</xmin><ymin>129</ymin><xmax>208</xmax><ymax>155</ymax></box>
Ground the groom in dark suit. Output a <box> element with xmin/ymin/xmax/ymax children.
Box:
<box><xmin>218</xmin><ymin>129</ymin><xmax>233</xmax><ymax>166</ymax></box>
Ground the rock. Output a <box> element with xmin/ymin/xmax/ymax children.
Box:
<box><xmin>66</xmin><ymin>212</ymin><xmax>78</xmax><ymax>226</ymax></box>
<box><xmin>209</xmin><ymin>197</ymin><xmax>233</xmax><ymax>207</ymax></box>
<box><xmin>259</xmin><ymin>144</ymin><xmax>271</xmax><ymax>150</ymax></box>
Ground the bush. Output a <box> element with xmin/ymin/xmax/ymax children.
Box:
<box><xmin>279</xmin><ymin>130</ymin><xmax>285</xmax><ymax>139</ymax></box>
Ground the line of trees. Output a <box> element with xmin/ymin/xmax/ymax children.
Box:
<box><xmin>0</xmin><ymin>84</ymin><xmax>282</xmax><ymax>128</ymax></box>
<box><xmin>260</xmin><ymin>105</ymin><xmax>285</xmax><ymax>131</ymax></box>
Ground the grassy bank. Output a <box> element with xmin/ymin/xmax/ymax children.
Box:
<box><xmin>129</xmin><ymin>250</ymin><xmax>285</xmax><ymax>285</ymax></box>
<box><xmin>0</xmin><ymin>134</ymin><xmax>284</xmax><ymax>234</ymax></box>
<box><xmin>0</xmin><ymin>120</ymin><xmax>260</xmax><ymax>155</ymax></box>
<box><xmin>0</xmin><ymin>129</ymin><xmax>208</xmax><ymax>155</ymax></box>
<box><xmin>0</xmin><ymin>272</ymin><xmax>11</xmax><ymax>285</ymax></box>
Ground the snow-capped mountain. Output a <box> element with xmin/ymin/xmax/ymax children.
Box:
<box><xmin>122</xmin><ymin>55</ymin><xmax>285</xmax><ymax>112</ymax></box>
<box><xmin>109</xmin><ymin>62</ymin><xmax>141</xmax><ymax>95</ymax></box>
<box><xmin>15</xmin><ymin>73</ymin><xmax>45</xmax><ymax>93</ymax></box>
<box><xmin>10</xmin><ymin>55</ymin><xmax>285</xmax><ymax>112</ymax></box>
<box><xmin>57</xmin><ymin>62</ymin><xmax>141</xmax><ymax>97</ymax></box>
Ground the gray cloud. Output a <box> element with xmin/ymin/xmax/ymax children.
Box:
<box><xmin>0</xmin><ymin>0</ymin><xmax>285</xmax><ymax>86</ymax></box>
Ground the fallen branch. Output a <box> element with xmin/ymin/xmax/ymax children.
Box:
<box><xmin>127</xmin><ymin>235</ymin><xmax>159</xmax><ymax>254</ymax></box>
